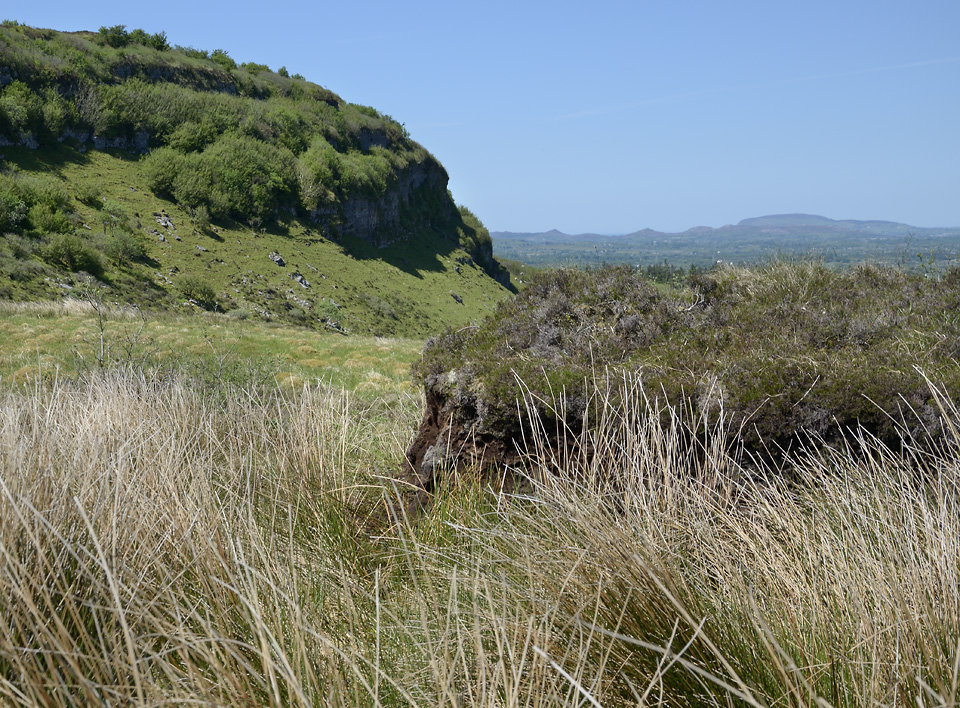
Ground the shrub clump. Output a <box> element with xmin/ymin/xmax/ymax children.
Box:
<box><xmin>142</xmin><ymin>134</ymin><xmax>297</xmax><ymax>222</ymax></box>
<box><xmin>177</xmin><ymin>274</ymin><xmax>217</xmax><ymax>309</ymax></box>
<box><xmin>415</xmin><ymin>262</ymin><xmax>960</xmax><ymax>468</ymax></box>
<box><xmin>43</xmin><ymin>233</ymin><xmax>104</xmax><ymax>278</ymax></box>
<box><xmin>0</xmin><ymin>168</ymin><xmax>74</xmax><ymax>236</ymax></box>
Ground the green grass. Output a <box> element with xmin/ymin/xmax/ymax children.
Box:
<box><xmin>0</xmin><ymin>300</ymin><xmax>422</xmax><ymax>395</ymax></box>
<box><xmin>0</xmin><ymin>145</ymin><xmax>512</xmax><ymax>337</ymax></box>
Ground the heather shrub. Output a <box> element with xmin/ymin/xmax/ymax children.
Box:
<box><xmin>418</xmin><ymin>262</ymin><xmax>960</xmax><ymax>460</ymax></box>
<box><xmin>43</xmin><ymin>233</ymin><xmax>103</xmax><ymax>277</ymax></box>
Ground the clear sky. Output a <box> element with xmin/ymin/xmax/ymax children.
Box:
<box><xmin>9</xmin><ymin>1</ymin><xmax>960</xmax><ymax>233</ymax></box>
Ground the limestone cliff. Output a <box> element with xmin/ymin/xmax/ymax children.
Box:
<box><xmin>310</xmin><ymin>158</ymin><xmax>455</xmax><ymax>248</ymax></box>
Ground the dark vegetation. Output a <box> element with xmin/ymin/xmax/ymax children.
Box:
<box><xmin>0</xmin><ymin>21</ymin><xmax>512</xmax><ymax>333</ymax></box>
<box><xmin>408</xmin><ymin>261</ymin><xmax>960</xmax><ymax>489</ymax></box>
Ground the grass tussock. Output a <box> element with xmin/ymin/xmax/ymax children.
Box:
<box><xmin>490</xmin><ymin>371</ymin><xmax>960</xmax><ymax>706</ymax></box>
<box><xmin>1</xmin><ymin>365</ymin><xmax>960</xmax><ymax>706</ymax></box>
<box><xmin>0</xmin><ymin>370</ymin><xmax>419</xmax><ymax>706</ymax></box>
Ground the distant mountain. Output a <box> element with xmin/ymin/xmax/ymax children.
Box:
<box><xmin>492</xmin><ymin>215</ymin><xmax>960</xmax><ymax>269</ymax></box>
<box><xmin>732</xmin><ymin>214</ymin><xmax>922</xmax><ymax>236</ymax></box>
<box><xmin>738</xmin><ymin>214</ymin><xmax>838</xmax><ymax>227</ymax></box>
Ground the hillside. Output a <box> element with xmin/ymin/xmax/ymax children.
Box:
<box><xmin>493</xmin><ymin>213</ymin><xmax>960</xmax><ymax>269</ymax></box>
<box><xmin>0</xmin><ymin>22</ymin><xmax>514</xmax><ymax>336</ymax></box>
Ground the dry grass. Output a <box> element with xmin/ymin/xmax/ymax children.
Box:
<box><xmin>0</xmin><ymin>370</ymin><xmax>420</xmax><ymax>705</ymax></box>
<box><xmin>0</xmin><ymin>297</ymin><xmax>141</xmax><ymax>318</ymax></box>
<box><xmin>468</xmin><ymin>371</ymin><xmax>960</xmax><ymax>706</ymax></box>
<box><xmin>1</xmin><ymin>366</ymin><xmax>959</xmax><ymax>706</ymax></box>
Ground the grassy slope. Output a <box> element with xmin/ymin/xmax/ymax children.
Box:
<box><xmin>2</xmin><ymin>144</ymin><xmax>512</xmax><ymax>337</ymax></box>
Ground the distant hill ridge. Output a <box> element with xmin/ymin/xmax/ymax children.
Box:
<box><xmin>492</xmin><ymin>214</ymin><xmax>960</xmax><ymax>269</ymax></box>
<box><xmin>496</xmin><ymin>214</ymin><xmax>958</xmax><ymax>241</ymax></box>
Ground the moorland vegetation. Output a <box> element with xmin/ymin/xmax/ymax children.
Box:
<box><xmin>2</xmin><ymin>296</ymin><xmax>960</xmax><ymax>706</ymax></box>
<box><xmin>408</xmin><ymin>261</ymin><xmax>960</xmax><ymax>495</ymax></box>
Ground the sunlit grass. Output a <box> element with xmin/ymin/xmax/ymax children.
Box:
<box><xmin>0</xmin><ymin>299</ymin><xmax>422</xmax><ymax>394</ymax></box>
<box><xmin>1</xmin><ymin>340</ymin><xmax>959</xmax><ymax>705</ymax></box>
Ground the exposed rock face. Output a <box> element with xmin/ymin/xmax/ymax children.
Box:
<box><xmin>310</xmin><ymin>157</ymin><xmax>454</xmax><ymax>248</ymax></box>
<box><xmin>402</xmin><ymin>380</ymin><xmax>524</xmax><ymax>510</ymax></box>
<box><xmin>91</xmin><ymin>131</ymin><xmax>150</xmax><ymax>152</ymax></box>
<box><xmin>468</xmin><ymin>239</ymin><xmax>513</xmax><ymax>289</ymax></box>
<box><xmin>0</xmin><ymin>132</ymin><xmax>38</xmax><ymax>149</ymax></box>
<box><xmin>3</xmin><ymin>129</ymin><xmax>152</xmax><ymax>153</ymax></box>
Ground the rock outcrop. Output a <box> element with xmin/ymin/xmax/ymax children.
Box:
<box><xmin>0</xmin><ymin>128</ymin><xmax>152</xmax><ymax>153</ymax></box>
<box><xmin>402</xmin><ymin>380</ymin><xmax>525</xmax><ymax>511</ymax></box>
<box><xmin>309</xmin><ymin>158</ymin><xmax>454</xmax><ymax>248</ymax></box>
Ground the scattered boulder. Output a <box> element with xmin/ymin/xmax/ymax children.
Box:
<box><xmin>289</xmin><ymin>293</ymin><xmax>310</xmax><ymax>309</ymax></box>
<box><xmin>291</xmin><ymin>272</ymin><xmax>310</xmax><ymax>288</ymax></box>
<box><xmin>269</xmin><ymin>251</ymin><xmax>285</xmax><ymax>267</ymax></box>
<box><xmin>154</xmin><ymin>212</ymin><xmax>175</xmax><ymax>229</ymax></box>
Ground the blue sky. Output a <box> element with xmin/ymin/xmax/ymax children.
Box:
<box><xmin>10</xmin><ymin>1</ymin><xmax>960</xmax><ymax>233</ymax></box>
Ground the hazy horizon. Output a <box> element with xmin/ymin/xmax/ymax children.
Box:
<box><xmin>492</xmin><ymin>212</ymin><xmax>960</xmax><ymax>237</ymax></box>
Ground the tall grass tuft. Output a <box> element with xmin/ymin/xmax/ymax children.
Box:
<box><xmin>441</xmin><ymin>370</ymin><xmax>960</xmax><ymax>706</ymax></box>
<box><xmin>2</xmin><ymin>365</ymin><xmax>960</xmax><ymax>705</ymax></box>
<box><xmin>0</xmin><ymin>369</ymin><xmax>419</xmax><ymax>705</ymax></box>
